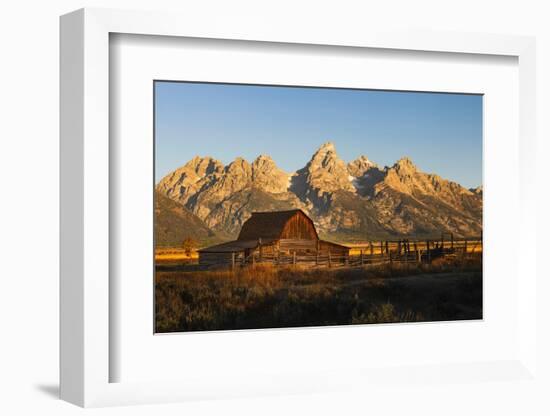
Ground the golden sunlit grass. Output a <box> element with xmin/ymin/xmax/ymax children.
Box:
<box><xmin>155</xmin><ymin>254</ymin><xmax>482</xmax><ymax>332</ymax></box>
<box><xmin>155</xmin><ymin>240</ymin><xmax>483</xmax><ymax>261</ymax></box>
<box><xmin>155</xmin><ymin>247</ymin><xmax>198</xmax><ymax>262</ymax></box>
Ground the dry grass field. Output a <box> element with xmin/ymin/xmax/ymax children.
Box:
<box><xmin>155</xmin><ymin>254</ymin><xmax>482</xmax><ymax>332</ymax></box>
<box><xmin>155</xmin><ymin>247</ymin><xmax>198</xmax><ymax>262</ymax></box>
<box><xmin>155</xmin><ymin>239</ymin><xmax>482</xmax><ymax>263</ymax></box>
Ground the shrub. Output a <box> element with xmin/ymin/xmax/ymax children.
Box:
<box><xmin>155</xmin><ymin>257</ymin><xmax>482</xmax><ymax>332</ymax></box>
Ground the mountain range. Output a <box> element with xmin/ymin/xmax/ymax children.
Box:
<box><xmin>155</xmin><ymin>142</ymin><xmax>482</xmax><ymax>245</ymax></box>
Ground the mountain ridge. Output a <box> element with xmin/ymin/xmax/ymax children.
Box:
<box><xmin>156</xmin><ymin>142</ymin><xmax>482</xmax><ymax>243</ymax></box>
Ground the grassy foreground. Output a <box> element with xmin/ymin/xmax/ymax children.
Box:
<box><xmin>155</xmin><ymin>256</ymin><xmax>482</xmax><ymax>333</ymax></box>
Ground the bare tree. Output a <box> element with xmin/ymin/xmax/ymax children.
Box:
<box><xmin>182</xmin><ymin>237</ymin><xmax>197</xmax><ymax>257</ymax></box>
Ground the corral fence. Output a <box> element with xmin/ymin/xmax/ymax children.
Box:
<box><xmin>230</xmin><ymin>234</ymin><xmax>482</xmax><ymax>269</ymax></box>
<box><xmin>156</xmin><ymin>234</ymin><xmax>482</xmax><ymax>270</ymax></box>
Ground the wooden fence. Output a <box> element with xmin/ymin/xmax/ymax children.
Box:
<box><xmin>228</xmin><ymin>236</ymin><xmax>482</xmax><ymax>269</ymax></box>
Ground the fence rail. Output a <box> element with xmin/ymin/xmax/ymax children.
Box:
<box><xmin>226</xmin><ymin>237</ymin><xmax>482</xmax><ymax>269</ymax></box>
<box><xmin>157</xmin><ymin>235</ymin><xmax>482</xmax><ymax>270</ymax></box>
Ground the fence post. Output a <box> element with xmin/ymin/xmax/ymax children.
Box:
<box><xmin>360</xmin><ymin>249</ymin><xmax>364</xmax><ymax>266</ymax></box>
<box><xmin>328</xmin><ymin>250</ymin><xmax>332</xmax><ymax>268</ymax></box>
<box><xmin>450</xmin><ymin>233</ymin><xmax>454</xmax><ymax>250</ymax></box>
<box><xmin>405</xmin><ymin>241</ymin><xmax>410</xmax><ymax>272</ymax></box>
<box><xmin>380</xmin><ymin>241</ymin><xmax>383</xmax><ymax>259</ymax></box>
<box><xmin>385</xmin><ymin>241</ymin><xmax>389</xmax><ymax>256</ymax></box>
<box><xmin>231</xmin><ymin>252</ymin><xmax>235</xmax><ymax>270</ymax></box>
<box><xmin>426</xmin><ymin>240</ymin><xmax>431</xmax><ymax>263</ymax></box>
<box><xmin>369</xmin><ymin>242</ymin><xmax>374</xmax><ymax>256</ymax></box>
<box><xmin>471</xmin><ymin>240</ymin><xmax>478</xmax><ymax>255</ymax></box>
<box><xmin>293</xmin><ymin>251</ymin><xmax>296</xmax><ymax>266</ymax></box>
<box><xmin>316</xmin><ymin>251</ymin><xmax>319</xmax><ymax>266</ymax></box>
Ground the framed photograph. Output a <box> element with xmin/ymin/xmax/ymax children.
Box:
<box><xmin>60</xmin><ymin>8</ymin><xmax>538</xmax><ymax>408</ymax></box>
<box><xmin>153</xmin><ymin>81</ymin><xmax>484</xmax><ymax>333</ymax></box>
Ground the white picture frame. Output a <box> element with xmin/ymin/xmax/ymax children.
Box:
<box><xmin>60</xmin><ymin>7</ymin><xmax>538</xmax><ymax>408</ymax></box>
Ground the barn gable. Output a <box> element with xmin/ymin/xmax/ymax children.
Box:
<box><xmin>237</xmin><ymin>209</ymin><xmax>318</xmax><ymax>241</ymax></box>
<box><xmin>198</xmin><ymin>209</ymin><xmax>349</xmax><ymax>267</ymax></box>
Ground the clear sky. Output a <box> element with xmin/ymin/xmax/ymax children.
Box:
<box><xmin>155</xmin><ymin>81</ymin><xmax>482</xmax><ymax>189</ymax></box>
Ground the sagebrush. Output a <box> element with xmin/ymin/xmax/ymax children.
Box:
<box><xmin>155</xmin><ymin>255</ymin><xmax>482</xmax><ymax>332</ymax></box>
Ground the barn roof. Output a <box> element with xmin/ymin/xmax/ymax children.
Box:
<box><xmin>237</xmin><ymin>209</ymin><xmax>318</xmax><ymax>241</ymax></box>
<box><xmin>319</xmin><ymin>239</ymin><xmax>351</xmax><ymax>251</ymax></box>
<box><xmin>197</xmin><ymin>239</ymin><xmax>277</xmax><ymax>253</ymax></box>
<box><xmin>198</xmin><ymin>238</ymin><xmax>349</xmax><ymax>253</ymax></box>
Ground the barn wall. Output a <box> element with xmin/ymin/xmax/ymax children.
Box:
<box><xmin>318</xmin><ymin>240</ymin><xmax>349</xmax><ymax>256</ymax></box>
<box><xmin>279</xmin><ymin>239</ymin><xmax>317</xmax><ymax>253</ymax></box>
<box><xmin>198</xmin><ymin>252</ymin><xmax>242</xmax><ymax>266</ymax></box>
<box><xmin>280</xmin><ymin>212</ymin><xmax>318</xmax><ymax>240</ymax></box>
<box><xmin>256</xmin><ymin>242</ymin><xmax>277</xmax><ymax>257</ymax></box>
<box><xmin>245</xmin><ymin>243</ymin><xmax>278</xmax><ymax>259</ymax></box>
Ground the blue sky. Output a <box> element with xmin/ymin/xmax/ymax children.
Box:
<box><xmin>155</xmin><ymin>81</ymin><xmax>482</xmax><ymax>188</ymax></box>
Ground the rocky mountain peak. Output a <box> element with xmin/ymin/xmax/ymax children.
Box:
<box><xmin>251</xmin><ymin>154</ymin><xmax>289</xmax><ymax>193</ymax></box>
<box><xmin>315</xmin><ymin>141</ymin><xmax>336</xmax><ymax>154</ymax></box>
<box><xmin>156</xmin><ymin>143</ymin><xmax>482</xmax><ymax>240</ymax></box>
<box><xmin>186</xmin><ymin>156</ymin><xmax>224</xmax><ymax>177</ymax></box>
<box><xmin>379</xmin><ymin>157</ymin><xmax>425</xmax><ymax>195</ymax></box>
<box><xmin>308</xmin><ymin>142</ymin><xmax>338</xmax><ymax>169</ymax></box>
<box><xmin>311</xmin><ymin>142</ymin><xmax>339</xmax><ymax>167</ymax></box>
<box><xmin>252</xmin><ymin>154</ymin><xmax>275</xmax><ymax>169</ymax></box>
<box><xmin>225</xmin><ymin>157</ymin><xmax>252</xmax><ymax>175</ymax></box>
<box><xmin>378</xmin><ymin>156</ymin><xmax>481</xmax><ymax>215</ymax></box>
<box><xmin>470</xmin><ymin>186</ymin><xmax>483</xmax><ymax>195</ymax></box>
<box><xmin>348</xmin><ymin>155</ymin><xmax>377</xmax><ymax>177</ymax></box>
<box><xmin>393</xmin><ymin>156</ymin><xmax>418</xmax><ymax>174</ymax></box>
<box><xmin>305</xmin><ymin>142</ymin><xmax>355</xmax><ymax>193</ymax></box>
<box><xmin>156</xmin><ymin>156</ymin><xmax>224</xmax><ymax>207</ymax></box>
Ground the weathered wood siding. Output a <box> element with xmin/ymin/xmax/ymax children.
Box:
<box><xmin>257</xmin><ymin>242</ymin><xmax>278</xmax><ymax>257</ymax></box>
<box><xmin>280</xmin><ymin>211</ymin><xmax>318</xmax><ymax>240</ymax></box>
<box><xmin>198</xmin><ymin>252</ymin><xmax>241</xmax><ymax>266</ymax></box>
<box><xmin>198</xmin><ymin>210</ymin><xmax>350</xmax><ymax>267</ymax></box>
<box><xmin>318</xmin><ymin>240</ymin><xmax>349</xmax><ymax>256</ymax></box>
<box><xmin>279</xmin><ymin>239</ymin><xmax>317</xmax><ymax>253</ymax></box>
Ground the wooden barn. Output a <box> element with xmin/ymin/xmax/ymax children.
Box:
<box><xmin>198</xmin><ymin>209</ymin><xmax>349</xmax><ymax>267</ymax></box>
